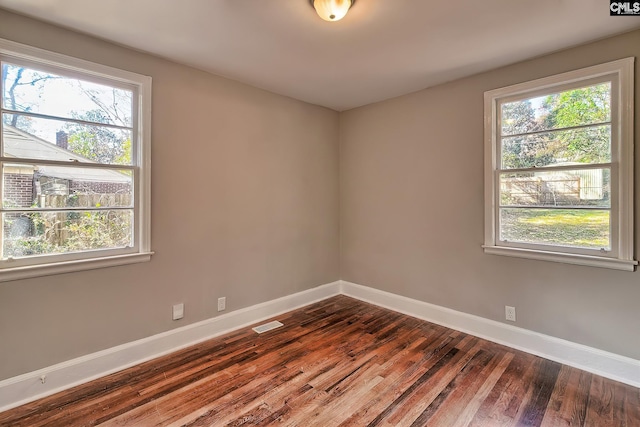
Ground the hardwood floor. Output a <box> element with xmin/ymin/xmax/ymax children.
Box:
<box><xmin>1</xmin><ymin>295</ymin><xmax>638</xmax><ymax>426</ymax></box>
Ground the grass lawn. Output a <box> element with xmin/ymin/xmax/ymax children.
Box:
<box><xmin>500</xmin><ymin>209</ymin><xmax>610</xmax><ymax>249</ymax></box>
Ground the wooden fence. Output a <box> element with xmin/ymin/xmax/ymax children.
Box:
<box><xmin>501</xmin><ymin>176</ymin><xmax>581</xmax><ymax>205</ymax></box>
<box><xmin>41</xmin><ymin>193</ymin><xmax>131</xmax><ymax>208</ymax></box>
<box><xmin>35</xmin><ymin>194</ymin><xmax>131</xmax><ymax>246</ymax></box>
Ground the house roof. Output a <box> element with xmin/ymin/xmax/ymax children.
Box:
<box><xmin>3</xmin><ymin>125</ymin><xmax>131</xmax><ymax>183</ymax></box>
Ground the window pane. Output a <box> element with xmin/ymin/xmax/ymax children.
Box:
<box><xmin>500</xmin><ymin>169</ymin><xmax>610</xmax><ymax>207</ymax></box>
<box><xmin>2</xmin><ymin>63</ymin><xmax>132</xmax><ymax>127</ymax></box>
<box><xmin>3</xmin><ymin>113</ymin><xmax>133</xmax><ymax>165</ymax></box>
<box><xmin>501</xmin><ymin>82</ymin><xmax>611</xmax><ymax>136</ymax></box>
<box><xmin>3</xmin><ymin>164</ymin><xmax>132</xmax><ymax>209</ymax></box>
<box><xmin>501</xmin><ymin>125</ymin><xmax>610</xmax><ymax>169</ymax></box>
<box><xmin>500</xmin><ymin>208</ymin><xmax>610</xmax><ymax>250</ymax></box>
<box><xmin>2</xmin><ymin>210</ymin><xmax>133</xmax><ymax>258</ymax></box>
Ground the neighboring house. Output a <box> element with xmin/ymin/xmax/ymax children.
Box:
<box><xmin>3</xmin><ymin>125</ymin><xmax>131</xmax><ymax>237</ymax></box>
<box><xmin>4</xmin><ymin>125</ymin><xmax>131</xmax><ymax>207</ymax></box>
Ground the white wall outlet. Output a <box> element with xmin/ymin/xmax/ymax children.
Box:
<box><xmin>505</xmin><ymin>305</ymin><xmax>516</xmax><ymax>322</ymax></box>
<box><xmin>172</xmin><ymin>303</ymin><xmax>184</xmax><ymax>320</ymax></box>
<box><xmin>218</xmin><ymin>297</ymin><xmax>226</xmax><ymax>312</ymax></box>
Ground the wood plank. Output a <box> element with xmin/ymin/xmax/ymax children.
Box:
<box><xmin>0</xmin><ymin>295</ymin><xmax>637</xmax><ymax>427</ymax></box>
<box><xmin>625</xmin><ymin>385</ymin><xmax>640</xmax><ymax>427</ymax></box>
<box><xmin>540</xmin><ymin>367</ymin><xmax>591</xmax><ymax>427</ymax></box>
<box><xmin>366</xmin><ymin>336</ymin><xmax>480</xmax><ymax>426</ymax></box>
<box><xmin>467</xmin><ymin>351</ymin><xmax>541</xmax><ymax>427</ymax></box>
<box><xmin>411</xmin><ymin>348</ymin><xmax>513</xmax><ymax>426</ymax></box>
<box><xmin>517</xmin><ymin>358</ymin><xmax>562</xmax><ymax>426</ymax></box>
<box><xmin>453</xmin><ymin>350</ymin><xmax>515</xmax><ymax>427</ymax></box>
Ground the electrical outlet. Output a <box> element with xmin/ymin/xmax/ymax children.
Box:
<box><xmin>505</xmin><ymin>305</ymin><xmax>516</xmax><ymax>322</ymax></box>
<box><xmin>172</xmin><ymin>303</ymin><xmax>184</xmax><ymax>320</ymax></box>
<box><xmin>218</xmin><ymin>297</ymin><xmax>226</xmax><ymax>312</ymax></box>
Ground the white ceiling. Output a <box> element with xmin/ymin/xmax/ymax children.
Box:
<box><xmin>0</xmin><ymin>0</ymin><xmax>638</xmax><ymax>111</ymax></box>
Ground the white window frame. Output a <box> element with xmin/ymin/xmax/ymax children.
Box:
<box><xmin>0</xmin><ymin>38</ymin><xmax>152</xmax><ymax>281</ymax></box>
<box><xmin>483</xmin><ymin>58</ymin><xmax>636</xmax><ymax>271</ymax></box>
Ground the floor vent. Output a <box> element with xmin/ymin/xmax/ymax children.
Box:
<box><xmin>252</xmin><ymin>321</ymin><xmax>284</xmax><ymax>334</ymax></box>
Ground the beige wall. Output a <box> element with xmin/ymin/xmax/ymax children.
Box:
<box><xmin>340</xmin><ymin>29</ymin><xmax>640</xmax><ymax>360</ymax></box>
<box><xmin>0</xmin><ymin>10</ymin><xmax>340</xmax><ymax>380</ymax></box>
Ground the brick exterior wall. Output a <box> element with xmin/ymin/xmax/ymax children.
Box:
<box><xmin>3</xmin><ymin>174</ymin><xmax>131</xmax><ymax>238</ymax></box>
<box><xmin>4</xmin><ymin>174</ymin><xmax>130</xmax><ymax>207</ymax></box>
<box><xmin>4</xmin><ymin>173</ymin><xmax>34</xmax><ymax>208</ymax></box>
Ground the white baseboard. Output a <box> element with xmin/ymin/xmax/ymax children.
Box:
<box><xmin>0</xmin><ymin>281</ymin><xmax>341</xmax><ymax>412</ymax></box>
<box><xmin>340</xmin><ymin>280</ymin><xmax>640</xmax><ymax>388</ymax></box>
<box><xmin>2</xmin><ymin>279</ymin><xmax>638</xmax><ymax>412</ymax></box>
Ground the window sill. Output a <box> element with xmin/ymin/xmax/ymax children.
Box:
<box><xmin>482</xmin><ymin>245</ymin><xmax>637</xmax><ymax>271</ymax></box>
<box><xmin>0</xmin><ymin>252</ymin><xmax>154</xmax><ymax>282</ymax></box>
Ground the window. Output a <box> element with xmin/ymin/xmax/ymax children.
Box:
<box><xmin>0</xmin><ymin>39</ymin><xmax>151</xmax><ymax>281</ymax></box>
<box><xmin>483</xmin><ymin>58</ymin><xmax>636</xmax><ymax>271</ymax></box>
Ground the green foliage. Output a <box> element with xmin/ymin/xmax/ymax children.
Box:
<box><xmin>501</xmin><ymin>100</ymin><xmax>540</xmax><ymax>135</ymax></box>
<box><xmin>501</xmin><ymin>101</ymin><xmax>554</xmax><ymax>168</ymax></box>
<box><xmin>543</xmin><ymin>83</ymin><xmax>610</xmax><ymax>128</ymax></box>
<box><xmin>65</xmin><ymin>211</ymin><xmax>131</xmax><ymax>252</ymax></box>
<box><xmin>4</xmin><ymin>237</ymin><xmax>57</xmax><ymax>257</ymax></box>
<box><xmin>3</xmin><ymin>211</ymin><xmax>131</xmax><ymax>258</ymax></box>
<box><xmin>115</xmin><ymin>138</ymin><xmax>132</xmax><ymax>165</ymax></box>
<box><xmin>3</xmin><ymin>213</ymin><xmax>57</xmax><ymax>257</ymax></box>
<box><xmin>541</xmin><ymin>84</ymin><xmax>611</xmax><ymax>164</ymax></box>
<box><xmin>501</xmin><ymin>83</ymin><xmax>611</xmax><ymax>169</ymax></box>
<box><xmin>66</xmin><ymin>109</ymin><xmax>132</xmax><ymax>165</ymax></box>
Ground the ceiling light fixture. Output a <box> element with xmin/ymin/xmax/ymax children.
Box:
<box><xmin>311</xmin><ymin>0</ymin><xmax>354</xmax><ymax>22</ymax></box>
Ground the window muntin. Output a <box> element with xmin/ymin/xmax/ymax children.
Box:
<box><xmin>0</xmin><ymin>39</ymin><xmax>151</xmax><ymax>278</ymax></box>
<box><xmin>484</xmin><ymin>58</ymin><xmax>635</xmax><ymax>270</ymax></box>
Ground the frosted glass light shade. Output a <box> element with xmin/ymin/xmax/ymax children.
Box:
<box><xmin>313</xmin><ymin>0</ymin><xmax>353</xmax><ymax>21</ymax></box>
